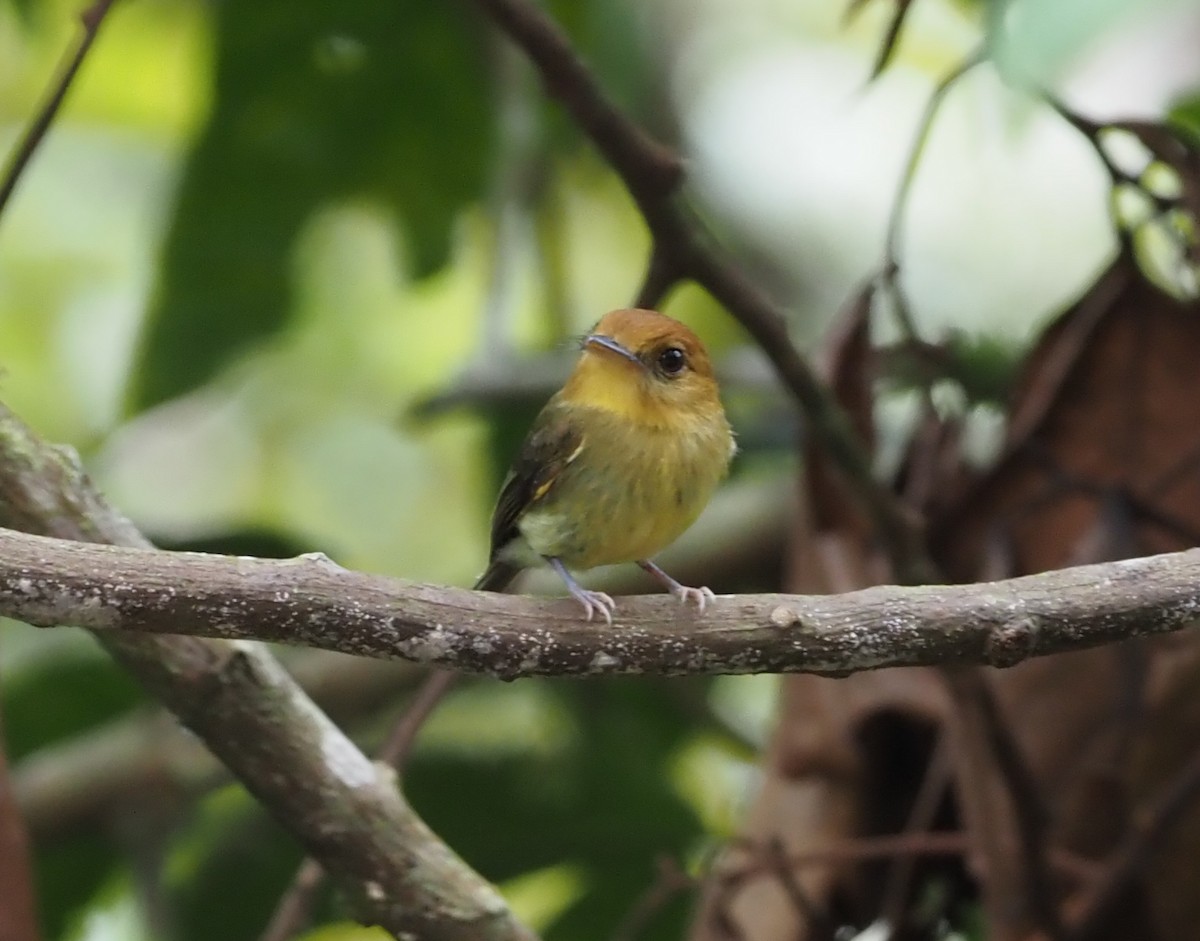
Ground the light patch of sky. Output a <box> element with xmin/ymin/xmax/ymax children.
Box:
<box><xmin>662</xmin><ymin>0</ymin><xmax>1193</xmax><ymax>346</ymax></box>
<box><xmin>997</xmin><ymin>0</ymin><xmax>1200</xmax><ymax>113</ymax></box>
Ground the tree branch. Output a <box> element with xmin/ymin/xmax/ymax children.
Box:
<box><xmin>13</xmin><ymin>653</ymin><xmax>420</xmax><ymax>837</ymax></box>
<box><xmin>259</xmin><ymin>670</ymin><xmax>459</xmax><ymax>941</ymax></box>
<box><xmin>1</xmin><ymin>525</ymin><xmax>1199</xmax><ymax>676</ymax></box>
<box><xmin>0</xmin><ymin>404</ymin><xmax>536</xmax><ymax>941</ymax></box>
<box><xmin>0</xmin><ymin>0</ymin><xmax>120</xmax><ymax>223</ymax></box>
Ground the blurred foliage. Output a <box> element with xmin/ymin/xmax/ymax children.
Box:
<box><xmin>131</xmin><ymin>0</ymin><xmax>492</xmax><ymax>408</ymax></box>
<box><xmin>2</xmin><ymin>644</ymin><xmax>144</xmax><ymax>936</ymax></box>
<box><xmin>2</xmin><ymin>0</ymin><xmax>1199</xmax><ymax>938</ymax></box>
<box><xmin>880</xmin><ymin>329</ymin><xmax>1025</xmax><ymax>406</ymax></box>
<box><xmin>167</xmin><ymin>788</ymin><xmax>309</xmax><ymax>941</ymax></box>
<box><xmin>1172</xmin><ymin>93</ymin><xmax>1200</xmax><ymax>143</ymax></box>
<box><xmin>408</xmin><ymin>679</ymin><xmax>710</xmax><ymax>941</ymax></box>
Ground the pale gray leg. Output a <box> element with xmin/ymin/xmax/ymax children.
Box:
<box><xmin>546</xmin><ymin>557</ymin><xmax>616</xmax><ymax>625</ymax></box>
<box><xmin>638</xmin><ymin>559</ymin><xmax>715</xmax><ymax>613</ymax></box>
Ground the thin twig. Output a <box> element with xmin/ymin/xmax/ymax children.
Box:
<box><xmin>379</xmin><ymin>670</ymin><xmax>459</xmax><ymax>770</ymax></box>
<box><xmin>760</xmin><ymin>836</ymin><xmax>837</xmax><ymax>937</ymax></box>
<box><xmin>610</xmin><ymin>856</ymin><xmax>696</xmax><ymax>941</ymax></box>
<box><xmin>1066</xmin><ymin>745</ymin><xmax>1200</xmax><ymax>941</ymax></box>
<box><xmin>869</xmin><ymin>0</ymin><xmax>917</xmax><ymax>81</ymax></box>
<box><xmin>879</xmin><ymin>51</ymin><xmax>986</xmax><ymax>342</ymax></box>
<box><xmin>0</xmin><ymin>0</ymin><xmax>120</xmax><ymax>223</ymax></box>
<box><xmin>881</xmin><ymin>733</ymin><xmax>951</xmax><ymax>933</ymax></box>
<box><xmin>722</xmin><ymin>830</ymin><xmax>1093</xmax><ymax>889</ymax></box>
<box><xmin>258</xmin><ymin>859</ymin><xmax>326</xmax><ymax>941</ymax></box>
<box><xmin>1050</xmin><ymin>100</ymin><xmax>1200</xmax><ymax>287</ymax></box>
<box><xmin>948</xmin><ymin>669</ymin><xmax>1067</xmax><ymax>941</ymax></box>
<box><xmin>258</xmin><ymin>670</ymin><xmax>461</xmax><ymax>941</ymax></box>
<box><xmin>728</xmin><ymin>831</ymin><xmax>967</xmax><ymax>881</ymax></box>
<box><xmin>844</xmin><ymin>0</ymin><xmax>922</xmax><ymax>82</ymax></box>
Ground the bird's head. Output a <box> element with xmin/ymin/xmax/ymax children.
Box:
<box><xmin>560</xmin><ymin>308</ymin><xmax>723</xmax><ymax>427</ymax></box>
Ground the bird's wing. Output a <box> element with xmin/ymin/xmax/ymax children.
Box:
<box><xmin>488</xmin><ymin>403</ymin><xmax>585</xmax><ymax>560</ymax></box>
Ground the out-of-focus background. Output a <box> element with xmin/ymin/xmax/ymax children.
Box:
<box><xmin>2</xmin><ymin>0</ymin><xmax>1198</xmax><ymax>939</ymax></box>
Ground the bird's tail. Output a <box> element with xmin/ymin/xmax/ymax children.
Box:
<box><xmin>473</xmin><ymin>560</ymin><xmax>522</xmax><ymax>593</ymax></box>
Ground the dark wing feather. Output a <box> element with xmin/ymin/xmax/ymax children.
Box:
<box><xmin>487</xmin><ymin>402</ymin><xmax>585</xmax><ymax>562</ymax></box>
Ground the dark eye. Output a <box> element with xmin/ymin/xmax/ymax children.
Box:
<box><xmin>657</xmin><ymin>346</ymin><xmax>686</xmax><ymax>376</ymax></box>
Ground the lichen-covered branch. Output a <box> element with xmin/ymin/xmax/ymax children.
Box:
<box><xmin>1</xmin><ymin>524</ymin><xmax>1198</xmax><ymax>676</ymax></box>
<box><xmin>0</xmin><ymin>404</ymin><xmax>536</xmax><ymax>941</ymax></box>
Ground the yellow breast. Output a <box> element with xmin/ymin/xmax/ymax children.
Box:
<box><xmin>517</xmin><ymin>407</ymin><xmax>734</xmax><ymax>569</ymax></box>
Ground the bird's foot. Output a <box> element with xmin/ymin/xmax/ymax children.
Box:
<box><xmin>568</xmin><ymin>586</ymin><xmax>617</xmax><ymax>625</ymax></box>
<box><xmin>671</xmin><ymin>583</ymin><xmax>716</xmax><ymax>612</ymax></box>
<box><xmin>547</xmin><ymin>556</ymin><xmax>617</xmax><ymax>624</ymax></box>
<box><xmin>638</xmin><ymin>560</ymin><xmax>715</xmax><ymax>614</ymax></box>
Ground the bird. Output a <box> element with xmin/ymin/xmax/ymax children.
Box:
<box><xmin>473</xmin><ymin>307</ymin><xmax>736</xmax><ymax>623</ymax></box>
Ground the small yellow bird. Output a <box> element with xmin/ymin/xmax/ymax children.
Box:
<box><xmin>474</xmin><ymin>308</ymin><xmax>736</xmax><ymax>623</ymax></box>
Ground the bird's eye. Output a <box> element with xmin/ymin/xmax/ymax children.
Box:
<box><xmin>657</xmin><ymin>346</ymin><xmax>686</xmax><ymax>376</ymax></box>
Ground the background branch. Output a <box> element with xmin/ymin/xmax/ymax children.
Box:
<box><xmin>0</xmin><ymin>699</ymin><xmax>41</xmax><ymax>941</ymax></box>
<box><xmin>878</xmin><ymin>51</ymin><xmax>985</xmax><ymax>342</ymax></box>
<box><xmin>0</xmin><ymin>0</ymin><xmax>119</xmax><ymax>222</ymax></box>
<box><xmin>2</xmin><ymin>524</ymin><xmax>1199</xmax><ymax>676</ymax></box>
<box><xmin>1066</xmin><ymin>743</ymin><xmax>1200</xmax><ymax>941</ymax></box>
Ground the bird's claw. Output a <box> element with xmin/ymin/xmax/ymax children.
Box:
<box><xmin>672</xmin><ymin>584</ymin><xmax>715</xmax><ymax>613</ymax></box>
<box><xmin>571</xmin><ymin>588</ymin><xmax>616</xmax><ymax>625</ymax></box>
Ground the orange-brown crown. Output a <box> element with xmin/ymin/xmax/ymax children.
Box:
<box><xmin>586</xmin><ymin>308</ymin><xmax>715</xmax><ymax>378</ymax></box>
<box><xmin>559</xmin><ymin>308</ymin><xmax>724</xmax><ymax>427</ymax></box>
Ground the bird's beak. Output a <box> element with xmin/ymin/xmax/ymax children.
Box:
<box><xmin>584</xmin><ymin>334</ymin><xmax>642</xmax><ymax>367</ymax></box>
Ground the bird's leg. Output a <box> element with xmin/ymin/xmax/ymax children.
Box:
<box><xmin>546</xmin><ymin>557</ymin><xmax>616</xmax><ymax>624</ymax></box>
<box><xmin>638</xmin><ymin>560</ymin><xmax>715</xmax><ymax>613</ymax></box>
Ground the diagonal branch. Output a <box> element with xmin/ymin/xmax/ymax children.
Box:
<box><xmin>1</xmin><ymin>524</ymin><xmax>1199</xmax><ymax>676</ymax></box>
<box><xmin>258</xmin><ymin>670</ymin><xmax>459</xmax><ymax>941</ymax></box>
<box><xmin>0</xmin><ymin>404</ymin><xmax>536</xmax><ymax>941</ymax></box>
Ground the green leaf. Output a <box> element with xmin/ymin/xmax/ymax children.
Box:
<box><xmin>132</xmin><ymin>0</ymin><xmax>491</xmax><ymax>408</ymax></box>
<box><xmin>406</xmin><ymin>678</ymin><xmax>704</xmax><ymax>940</ymax></box>
<box><xmin>5</xmin><ymin>0</ymin><xmax>37</xmax><ymax>27</ymax></box>
<box><xmin>1170</xmin><ymin>93</ymin><xmax>1200</xmax><ymax>145</ymax></box>
<box><xmin>169</xmin><ymin>787</ymin><xmax>307</xmax><ymax>941</ymax></box>
<box><xmin>5</xmin><ymin>645</ymin><xmax>146</xmax><ymax>936</ymax></box>
<box><xmin>3</xmin><ymin>650</ymin><xmax>144</xmax><ymax>761</ymax></box>
<box><xmin>35</xmin><ymin>832</ymin><xmax>122</xmax><ymax>941</ymax></box>
<box><xmin>299</xmin><ymin>924</ymin><xmax>390</xmax><ymax>941</ymax></box>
